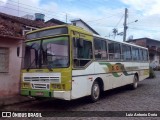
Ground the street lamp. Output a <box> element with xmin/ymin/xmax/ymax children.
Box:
<box><xmin>127</xmin><ymin>20</ymin><xmax>138</xmax><ymax>25</ymax></box>
<box><xmin>123</xmin><ymin>19</ymin><xmax>138</xmax><ymax>42</ymax></box>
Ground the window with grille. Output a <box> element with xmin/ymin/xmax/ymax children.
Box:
<box><xmin>0</xmin><ymin>47</ymin><xmax>9</xmax><ymax>73</ymax></box>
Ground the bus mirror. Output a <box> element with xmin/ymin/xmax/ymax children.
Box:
<box><xmin>77</xmin><ymin>38</ymin><xmax>83</xmax><ymax>48</ymax></box>
<box><xmin>17</xmin><ymin>47</ymin><xmax>20</xmax><ymax>57</ymax></box>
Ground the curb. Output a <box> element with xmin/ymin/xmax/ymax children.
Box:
<box><xmin>0</xmin><ymin>96</ymin><xmax>35</xmax><ymax>107</ymax></box>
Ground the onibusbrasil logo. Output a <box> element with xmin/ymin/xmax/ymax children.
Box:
<box><xmin>1</xmin><ymin>112</ymin><xmax>42</xmax><ymax>117</ymax></box>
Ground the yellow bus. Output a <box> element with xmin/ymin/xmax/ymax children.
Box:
<box><xmin>19</xmin><ymin>25</ymin><xmax>149</xmax><ymax>102</ymax></box>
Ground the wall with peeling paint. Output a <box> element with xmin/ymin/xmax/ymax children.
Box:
<box><xmin>0</xmin><ymin>38</ymin><xmax>22</xmax><ymax>97</ymax></box>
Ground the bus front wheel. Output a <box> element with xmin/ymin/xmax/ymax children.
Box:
<box><xmin>90</xmin><ymin>81</ymin><xmax>100</xmax><ymax>102</ymax></box>
<box><xmin>131</xmin><ymin>75</ymin><xmax>138</xmax><ymax>89</ymax></box>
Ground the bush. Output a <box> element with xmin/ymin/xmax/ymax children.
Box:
<box><xmin>156</xmin><ymin>66</ymin><xmax>160</xmax><ymax>71</ymax></box>
<box><xmin>149</xmin><ymin>67</ymin><xmax>156</xmax><ymax>78</ymax></box>
<box><xmin>153</xmin><ymin>66</ymin><xmax>160</xmax><ymax>71</ymax></box>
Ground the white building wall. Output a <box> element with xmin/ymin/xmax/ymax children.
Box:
<box><xmin>0</xmin><ymin>38</ymin><xmax>22</xmax><ymax>97</ymax></box>
<box><xmin>73</xmin><ymin>21</ymin><xmax>95</xmax><ymax>34</ymax></box>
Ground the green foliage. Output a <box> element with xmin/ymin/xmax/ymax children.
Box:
<box><xmin>149</xmin><ymin>67</ymin><xmax>156</xmax><ymax>78</ymax></box>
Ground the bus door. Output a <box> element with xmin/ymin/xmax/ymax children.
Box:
<box><xmin>71</xmin><ymin>31</ymin><xmax>94</xmax><ymax>98</ymax></box>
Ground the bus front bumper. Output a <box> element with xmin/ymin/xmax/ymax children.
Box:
<box><xmin>21</xmin><ymin>89</ymin><xmax>71</xmax><ymax>100</ymax></box>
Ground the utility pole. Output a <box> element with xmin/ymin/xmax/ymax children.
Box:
<box><xmin>66</xmin><ymin>14</ymin><xmax>68</xmax><ymax>23</ymax></box>
<box><xmin>18</xmin><ymin>0</ymin><xmax>19</xmax><ymax>17</ymax></box>
<box><xmin>123</xmin><ymin>8</ymin><xmax>128</xmax><ymax>42</ymax></box>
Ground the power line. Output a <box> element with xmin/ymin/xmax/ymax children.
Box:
<box><xmin>129</xmin><ymin>27</ymin><xmax>160</xmax><ymax>32</ymax></box>
<box><xmin>77</xmin><ymin>0</ymin><xmax>124</xmax><ymax>13</ymax></box>
<box><xmin>0</xmin><ymin>1</ymin><xmax>67</xmax><ymax>19</ymax></box>
<box><xmin>0</xmin><ymin>0</ymin><xmax>129</xmax><ymax>25</ymax></box>
<box><xmin>3</xmin><ymin>0</ymin><xmax>160</xmax><ymax>34</ymax></box>
<box><xmin>2</xmin><ymin>0</ymin><xmax>68</xmax><ymax>16</ymax></box>
<box><xmin>114</xmin><ymin>14</ymin><xmax>124</xmax><ymax>28</ymax></box>
<box><xmin>0</xmin><ymin>0</ymin><xmax>75</xmax><ymax>19</ymax></box>
<box><xmin>86</xmin><ymin>12</ymin><xmax>124</xmax><ymax>23</ymax></box>
<box><xmin>0</xmin><ymin>5</ymin><xmax>66</xmax><ymax>21</ymax></box>
<box><xmin>91</xmin><ymin>24</ymin><xmax>123</xmax><ymax>28</ymax></box>
<box><xmin>0</xmin><ymin>0</ymin><xmax>126</xmax><ymax>25</ymax></box>
<box><xmin>129</xmin><ymin>24</ymin><xmax>160</xmax><ymax>28</ymax></box>
<box><xmin>1</xmin><ymin>0</ymin><xmax>124</xmax><ymax>23</ymax></box>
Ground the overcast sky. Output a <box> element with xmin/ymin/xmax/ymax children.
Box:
<box><xmin>0</xmin><ymin>0</ymin><xmax>160</xmax><ymax>42</ymax></box>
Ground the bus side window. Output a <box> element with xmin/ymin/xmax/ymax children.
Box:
<box><xmin>108</xmin><ymin>41</ymin><xmax>121</xmax><ymax>60</ymax></box>
<box><xmin>132</xmin><ymin>47</ymin><xmax>139</xmax><ymax>61</ymax></box>
<box><xmin>122</xmin><ymin>45</ymin><xmax>132</xmax><ymax>61</ymax></box>
<box><xmin>139</xmin><ymin>49</ymin><xmax>143</xmax><ymax>61</ymax></box>
<box><xmin>108</xmin><ymin>42</ymin><xmax>114</xmax><ymax>60</ymax></box>
<box><xmin>94</xmin><ymin>38</ymin><xmax>107</xmax><ymax>60</ymax></box>
<box><xmin>143</xmin><ymin>49</ymin><xmax>148</xmax><ymax>61</ymax></box>
<box><xmin>73</xmin><ymin>37</ymin><xmax>93</xmax><ymax>67</ymax></box>
<box><xmin>114</xmin><ymin>43</ymin><xmax>121</xmax><ymax>60</ymax></box>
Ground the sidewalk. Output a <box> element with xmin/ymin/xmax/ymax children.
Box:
<box><xmin>0</xmin><ymin>95</ymin><xmax>35</xmax><ymax>107</ymax></box>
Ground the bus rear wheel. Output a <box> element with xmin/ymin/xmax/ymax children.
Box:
<box><xmin>131</xmin><ymin>75</ymin><xmax>138</xmax><ymax>89</ymax></box>
<box><xmin>90</xmin><ymin>81</ymin><xmax>100</xmax><ymax>102</ymax></box>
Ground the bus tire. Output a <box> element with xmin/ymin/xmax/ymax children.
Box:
<box><xmin>131</xmin><ymin>75</ymin><xmax>138</xmax><ymax>89</ymax></box>
<box><xmin>90</xmin><ymin>81</ymin><xmax>100</xmax><ymax>102</ymax></box>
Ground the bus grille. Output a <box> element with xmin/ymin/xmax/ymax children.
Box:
<box><xmin>32</xmin><ymin>83</ymin><xmax>50</xmax><ymax>90</ymax></box>
<box><xmin>23</xmin><ymin>77</ymin><xmax>60</xmax><ymax>83</ymax></box>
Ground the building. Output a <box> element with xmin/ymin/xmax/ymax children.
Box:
<box><xmin>0</xmin><ymin>12</ymin><xmax>64</xmax><ymax>97</ymax></box>
<box><xmin>46</xmin><ymin>18</ymin><xmax>66</xmax><ymax>26</ymax></box>
<box><xmin>71</xmin><ymin>19</ymin><xmax>99</xmax><ymax>35</ymax></box>
<box><xmin>127</xmin><ymin>38</ymin><xmax>160</xmax><ymax>68</ymax></box>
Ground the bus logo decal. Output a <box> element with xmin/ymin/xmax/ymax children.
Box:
<box><xmin>99</xmin><ymin>62</ymin><xmax>134</xmax><ymax>77</ymax></box>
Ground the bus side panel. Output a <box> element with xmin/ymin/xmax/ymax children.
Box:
<box><xmin>71</xmin><ymin>62</ymin><xmax>112</xmax><ymax>99</ymax></box>
<box><xmin>94</xmin><ymin>62</ymin><xmax>112</xmax><ymax>90</ymax></box>
<box><xmin>71</xmin><ymin>76</ymin><xmax>91</xmax><ymax>99</ymax></box>
<box><xmin>71</xmin><ymin>63</ymin><xmax>95</xmax><ymax>99</ymax></box>
<box><xmin>121</xmin><ymin>62</ymin><xmax>149</xmax><ymax>85</ymax></box>
<box><xmin>139</xmin><ymin>62</ymin><xmax>149</xmax><ymax>81</ymax></box>
<box><xmin>121</xmin><ymin>62</ymin><xmax>138</xmax><ymax>85</ymax></box>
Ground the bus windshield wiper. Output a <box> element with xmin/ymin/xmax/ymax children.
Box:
<box><xmin>27</xmin><ymin>58</ymin><xmax>53</xmax><ymax>72</ymax></box>
<box><xmin>41</xmin><ymin>48</ymin><xmax>53</xmax><ymax>71</ymax></box>
<box><xmin>47</xmin><ymin>63</ymin><xmax>53</xmax><ymax>71</ymax></box>
<box><xmin>26</xmin><ymin>58</ymin><xmax>36</xmax><ymax>72</ymax></box>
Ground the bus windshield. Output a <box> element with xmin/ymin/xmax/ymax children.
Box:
<box><xmin>23</xmin><ymin>36</ymin><xmax>69</xmax><ymax>70</ymax></box>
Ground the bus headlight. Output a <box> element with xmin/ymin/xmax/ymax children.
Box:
<box><xmin>22</xmin><ymin>83</ymin><xmax>30</xmax><ymax>89</ymax></box>
<box><xmin>51</xmin><ymin>84</ymin><xmax>65</xmax><ymax>90</ymax></box>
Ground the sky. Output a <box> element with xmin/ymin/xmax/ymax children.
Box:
<box><xmin>0</xmin><ymin>0</ymin><xmax>160</xmax><ymax>42</ymax></box>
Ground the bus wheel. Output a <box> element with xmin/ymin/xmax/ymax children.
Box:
<box><xmin>90</xmin><ymin>81</ymin><xmax>100</xmax><ymax>102</ymax></box>
<box><xmin>131</xmin><ymin>75</ymin><xmax>138</xmax><ymax>89</ymax></box>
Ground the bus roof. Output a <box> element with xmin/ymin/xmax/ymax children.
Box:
<box><xmin>26</xmin><ymin>24</ymin><xmax>92</xmax><ymax>36</ymax></box>
<box><xmin>68</xmin><ymin>25</ymin><xmax>92</xmax><ymax>36</ymax></box>
<box><xmin>26</xmin><ymin>24</ymin><xmax>68</xmax><ymax>35</ymax></box>
<box><xmin>26</xmin><ymin>24</ymin><xmax>147</xmax><ymax>50</ymax></box>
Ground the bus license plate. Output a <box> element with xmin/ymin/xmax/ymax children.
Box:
<box><xmin>35</xmin><ymin>92</ymin><xmax>44</xmax><ymax>96</ymax></box>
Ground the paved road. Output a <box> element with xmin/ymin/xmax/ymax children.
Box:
<box><xmin>1</xmin><ymin>71</ymin><xmax>160</xmax><ymax>120</ymax></box>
